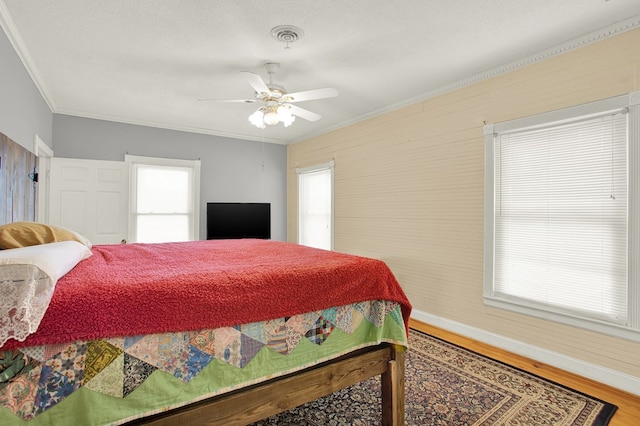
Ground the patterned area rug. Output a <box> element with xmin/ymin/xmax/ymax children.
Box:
<box><xmin>252</xmin><ymin>329</ymin><xmax>617</xmax><ymax>426</ymax></box>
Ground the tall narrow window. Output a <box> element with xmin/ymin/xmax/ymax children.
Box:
<box><xmin>297</xmin><ymin>161</ymin><xmax>334</xmax><ymax>250</ymax></box>
<box><xmin>484</xmin><ymin>92</ymin><xmax>640</xmax><ymax>341</ymax></box>
<box><xmin>127</xmin><ymin>155</ymin><xmax>200</xmax><ymax>243</ymax></box>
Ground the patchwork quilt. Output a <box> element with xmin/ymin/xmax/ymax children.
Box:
<box><xmin>0</xmin><ymin>300</ymin><xmax>407</xmax><ymax>425</ymax></box>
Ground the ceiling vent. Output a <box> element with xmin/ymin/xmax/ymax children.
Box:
<box><xmin>271</xmin><ymin>25</ymin><xmax>304</xmax><ymax>48</ymax></box>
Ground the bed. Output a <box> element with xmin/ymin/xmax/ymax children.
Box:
<box><xmin>0</xmin><ymin>227</ymin><xmax>411</xmax><ymax>425</ymax></box>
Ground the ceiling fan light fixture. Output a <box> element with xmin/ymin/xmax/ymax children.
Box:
<box><xmin>263</xmin><ymin>110</ymin><xmax>280</xmax><ymax>126</ymax></box>
<box><xmin>277</xmin><ymin>105</ymin><xmax>291</xmax><ymax>118</ymax></box>
<box><xmin>249</xmin><ymin>103</ymin><xmax>296</xmax><ymax>128</ymax></box>
<box><xmin>277</xmin><ymin>105</ymin><xmax>295</xmax><ymax>127</ymax></box>
<box><xmin>282</xmin><ymin>116</ymin><xmax>295</xmax><ymax>127</ymax></box>
<box><xmin>249</xmin><ymin>109</ymin><xmax>266</xmax><ymax>128</ymax></box>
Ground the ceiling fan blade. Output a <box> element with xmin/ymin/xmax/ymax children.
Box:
<box><xmin>288</xmin><ymin>104</ymin><xmax>322</xmax><ymax>121</ymax></box>
<box><xmin>240</xmin><ymin>71</ymin><xmax>270</xmax><ymax>96</ymax></box>
<box><xmin>283</xmin><ymin>87</ymin><xmax>338</xmax><ymax>103</ymax></box>
<box><xmin>197</xmin><ymin>98</ymin><xmax>257</xmax><ymax>103</ymax></box>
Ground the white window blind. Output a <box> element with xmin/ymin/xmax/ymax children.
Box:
<box><xmin>126</xmin><ymin>155</ymin><xmax>200</xmax><ymax>243</ymax></box>
<box><xmin>485</xmin><ymin>91</ymin><xmax>640</xmax><ymax>340</ymax></box>
<box><xmin>494</xmin><ymin>112</ymin><xmax>628</xmax><ymax>323</ymax></box>
<box><xmin>297</xmin><ymin>161</ymin><xmax>334</xmax><ymax>250</ymax></box>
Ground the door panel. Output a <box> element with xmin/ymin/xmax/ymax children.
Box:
<box><xmin>50</xmin><ymin>158</ymin><xmax>128</xmax><ymax>244</ymax></box>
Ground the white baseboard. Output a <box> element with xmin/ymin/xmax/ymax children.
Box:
<box><xmin>411</xmin><ymin>309</ymin><xmax>640</xmax><ymax>397</ymax></box>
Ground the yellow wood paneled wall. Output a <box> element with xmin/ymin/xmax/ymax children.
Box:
<box><xmin>287</xmin><ymin>28</ymin><xmax>640</xmax><ymax>379</ymax></box>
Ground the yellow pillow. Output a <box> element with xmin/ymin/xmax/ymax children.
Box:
<box><xmin>0</xmin><ymin>222</ymin><xmax>92</xmax><ymax>249</ymax></box>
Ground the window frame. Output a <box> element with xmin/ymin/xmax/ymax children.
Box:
<box><xmin>484</xmin><ymin>91</ymin><xmax>640</xmax><ymax>342</ymax></box>
<box><xmin>126</xmin><ymin>154</ymin><xmax>201</xmax><ymax>243</ymax></box>
<box><xmin>297</xmin><ymin>160</ymin><xmax>335</xmax><ymax>250</ymax></box>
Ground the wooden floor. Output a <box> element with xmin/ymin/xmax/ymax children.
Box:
<box><xmin>409</xmin><ymin>319</ymin><xmax>640</xmax><ymax>425</ymax></box>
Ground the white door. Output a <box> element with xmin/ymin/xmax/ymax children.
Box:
<box><xmin>49</xmin><ymin>158</ymin><xmax>129</xmax><ymax>244</ymax></box>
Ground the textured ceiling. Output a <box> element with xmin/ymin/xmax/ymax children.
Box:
<box><xmin>1</xmin><ymin>0</ymin><xmax>640</xmax><ymax>144</ymax></box>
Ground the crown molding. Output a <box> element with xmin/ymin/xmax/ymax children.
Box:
<box><xmin>0</xmin><ymin>0</ymin><xmax>55</xmax><ymax>111</ymax></box>
<box><xmin>291</xmin><ymin>14</ymin><xmax>640</xmax><ymax>144</ymax></box>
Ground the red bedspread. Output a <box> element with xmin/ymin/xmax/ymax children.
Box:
<box><xmin>2</xmin><ymin>239</ymin><xmax>411</xmax><ymax>349</ymax></box>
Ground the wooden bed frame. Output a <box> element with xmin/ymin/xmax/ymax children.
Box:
<box><xmin>129</xmin><ymin>343</ymin><xmax>405</xmax><ymax>426</ymax></box>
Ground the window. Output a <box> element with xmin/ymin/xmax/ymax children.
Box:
<box><xmin>484</xmin><ymin>92</ymin><xmax>640</xmax><ymax>341</ymax></box>
<box><xmin>297</xmin><ymin>161</ymin><xmax>334</xmax><ymax>250</ymax></box>
<box><xmin>126</xmin><ymin>155</ymin><xmax>200</xmax><ymax>243</ymax></box>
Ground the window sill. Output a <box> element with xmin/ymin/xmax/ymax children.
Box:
<box><xmin>484</xmin><ymin>296</ymin><xmax>640</xmax><ymax>344</ymax></box>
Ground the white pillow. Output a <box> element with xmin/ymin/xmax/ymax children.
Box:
<box><xmin>0</xmin><ymin>241</ymin><xmax>92</xmax><ymax>346</ymax></box>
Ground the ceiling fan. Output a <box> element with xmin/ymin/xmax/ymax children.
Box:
<box><xmin>199</xmin><ymin>63</ymin><xmax>338</xmax><ymax>128</ymax></box>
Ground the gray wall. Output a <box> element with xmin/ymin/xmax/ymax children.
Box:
<box><xmin>0</xmin><ymin>27</ymin><xmax>52</xmax><ymax>150</ymax></box>
<box><xmin>53</xmin><ymin>114</ymin><xmax>287</xmax><ymax>241</ymax></box>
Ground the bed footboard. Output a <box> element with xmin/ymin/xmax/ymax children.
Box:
<box><xmin>130</xmin><ymin>343</ymin><xmax>405</xmax><ymax>426</ymax></box>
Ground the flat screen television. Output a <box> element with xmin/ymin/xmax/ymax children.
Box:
<box><xmin>206</xmin><ymin>202</ymin><xmax>271</xmax><ymax>240</ymax></box>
